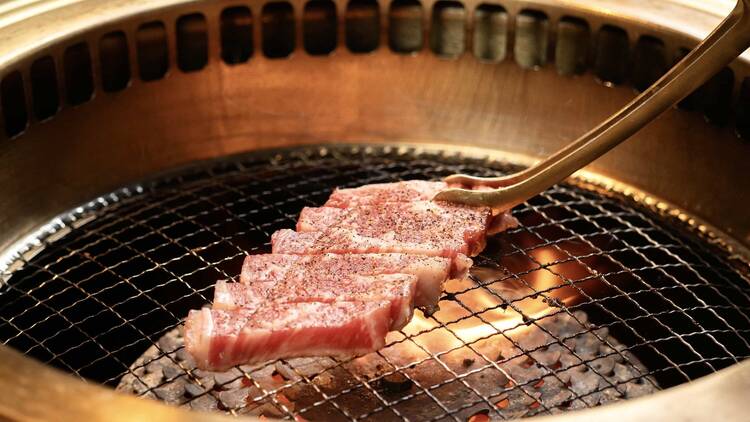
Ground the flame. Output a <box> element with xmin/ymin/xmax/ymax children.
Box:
<box><xmin>380</xmin><ymin>244</ymin><xmax>602</xmax><ymax>362</ymax></box>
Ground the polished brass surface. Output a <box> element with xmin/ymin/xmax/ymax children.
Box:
<box><xmin>1</xmin><ymin>326</ymin><xmax>749</xmax><ymax>422</ymax></box>
<box><xmin>0</xmin><ymin>0</ymin><xmax>749</xmax><ymax>260</ymax></box>
<box><xmin>436</xmin><ymin>0</ymin><xmax>750</xmax><ymax>209</ymax></box>
<box><xmin>0</xmin><ymin>345</ymin><xmax>237</xmax><ymax>422</ymax></box>
<box><xmin>0</xmin><ymin>0</ymin><xmax>749</xmax><ymax>421</ymax></box>
<box><xmin>1</xmin><ymin>144</ymin><xmax>749</xmax><ymax>422</ymax></box>
<box><xmin>532</xmin><ymin>358</ymin><xmax>750</xmax><ymax>422</ymax></box>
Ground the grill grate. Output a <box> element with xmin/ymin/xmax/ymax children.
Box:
<box><xmin>1</xmin><ymin>145</ymin><xmax>749</xmax><ymax>420</ymax></box>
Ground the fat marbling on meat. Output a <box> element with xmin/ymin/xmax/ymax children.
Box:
<box><xmin>325</xmin><ymin>180</ymin><xmax>449</xmax><ymax>208</ymax></box>
<box><xmin>213</xmin><ymin>273</ymin><xmax>417</xmax><ymax>329</ymax></box>
<box><xmin>184</xmin><ymin>301</ymin><xmax>392</xmax><ymax>370</ymax></box>
<box><xmin>239</xmin><ymin>253</ymin><xmax>470</xmax><ymax>311</ymax></box>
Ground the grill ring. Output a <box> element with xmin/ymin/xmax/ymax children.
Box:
<box><xmin>1</xmin><ymin>144</ymin><xmax>748</xmax><ymax>420</ymax></box>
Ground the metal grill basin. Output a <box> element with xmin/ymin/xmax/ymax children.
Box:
<box><xmin>1</xmin><ymin>145</ymin><xmax>749</xmax><ymax>421</ymax></box>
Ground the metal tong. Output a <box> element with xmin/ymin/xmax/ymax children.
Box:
<box><xmin>435</xmin><ymin>0</ymin><xmax>750</xmax><ymax>210</ymax></box>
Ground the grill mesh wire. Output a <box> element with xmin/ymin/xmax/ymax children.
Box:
<box><xmin>1</xmin><ymin>145</ymin><xmax>749</xmax><ymax>419</ymax></box>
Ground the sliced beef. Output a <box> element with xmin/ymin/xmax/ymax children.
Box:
<box><xmin>184</xmin><ymin>179</ymin><xmax>514</xmax><ymax>370</ymax></box>
<box><xmin>184</xmin><ymin>301</ymin><xmax>391</xmax><ymax>370</ymax></box>
<box><xmin>324</xmin><ymin>180</ymin><xmax>520</xmax><ymax>235</ymax></box>
<box><xmin>277</xmin><ymin>201</ymin><xmax>491</xmax><ymax>258</ymax></box>
<box><xmin>239</xmin><ymin>253</ymin><xmax>470</xmax><ymax>309</ymax></box>
<box><xmin>297</xmin><ymin>201</ymin><xmax>490</xmax><ymax>244</ymax></box>
<box><xmin>214</xmin><ymin>273</ymin><xmax>417</xmax><ymax>329</ymax></box>
<box><xmin>272</xmin><ymin>227</ymin><xmax>485</xmax><ymax>259</ymax></box>
<box><xmin>325</xmin><ymin>180</ymin><xmax>448</xmax><ymax>208</ymax></box>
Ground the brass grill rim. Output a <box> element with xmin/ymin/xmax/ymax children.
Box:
<box><xmin>1</xmin><ymin>144</ymin><xmax>749</xmax><ymax>420</ymax></box>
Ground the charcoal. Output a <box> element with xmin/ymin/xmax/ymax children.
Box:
<box><xmin>510</xmin><ymin>360</ymin><xmax>545</xmax><ymax>384</ymax></box>
<box><xmin>376</xmin><ymin>372</ymin><xmax>414</xmax><ymax>394</ymax></box>
<box><xmin>188</xmin><ymin>394</ymin><xmax>219</xmax><ymax>412</ymax></box>
<box><xmin>213</xmin><ymin>367</ymin><xmax>244</xmax><ymax>386</ymax></box>
<box><xmin>517</xmin><ymin>328</ymin><xmax>551</xmax><ymax>350</ymax></box>
<box><xmin>175</xmin><ymin>347</ymin><xmax>192</xmax><ymax>362</ymax></box>
<box><xmin>555</xmin><ymin>367</ymin><xmax>575</xmax><ymax>384</ymax></box>
<box><xmin>275</xmin><ymin>360</ymin><xmax>304</xmax><ymax>381</ymax></box>
<box><xmin>218</xmin><ymin>388</ymin><xmax>250</xmax><ymax>409</ymax></box>
<box><xmin>145</xmin><ymin>359</ymin><xmax>164</xmax><ymax>375</ymax></box>
<box><xmin>243</xmin><ymin>402</ymin><xmax>287</xmax><ymax>418</ymax></box>
<box><xmin>590</xmin><ymin>356</ymin><xmax>616</xmax><ymax>376</ymax></box>
<box><xmin>197</xmin><ymin>376</ymin><xmax>216</xmax><ymax>392</ymax></box>
<box><xmin>218</xmin><ymin>377</ymin><xmax>246</xmax><ymax>391</ymax></box>
<box><xmin>581</xmin><ymin>392</ymin><xmax>602</xmax><ymax>406</ymax></box>
<box><xmin>530</xmin><ymin>347</ymin><xmax>562</xmax><ymax>367</ymax></box>
<box><xmin>158</xmin><ymin>332</ymin><xmax>181</xmax><ymax>353</ymax></box>
<box><xmin>192</xmin><ymin>368</ymin><xmax>209</xmax><ymax>378</ymax></box>
<box><xmin>574</xmin><ymin>333</ymin><xmax>601</xmax><ymax>357</ymax></box>
<box><xmin>558</xmin><ymin>351</ymin><xmax>584</xmax><ymax>371</ymax></box>
<box><xmin>599</xmin><ymin>344</ymin><xmax>624</xmax><ymax>362</ymax></box>
<box><xmin>545</xmin><ymin>385</ymin><xmax>572</xmax><ymax>407</ymax></box>
<box><xmin>162</xmin><ymin>364</ymin><xmax>183</xmax><ymax>380</ymax></box>
<box><xmin>598</xmin><ymin>386</ymin><xmax>624</xmax><ymax>402</ymax></box>
<box><xmin>567</xmin><ymin>398</ymin><xmax>589</xmax><ymax>410</ymax></box>
<box><xmin>118</xmin><ymin>310</ymin><xmax>658</xmax><ymax>419</ymax></box>
<box><xmin>138</xmin><ymin>371</ymin><xmax>165</xmax><ymax>391</ymax></box>
<box><xmin>132</xmin><ymin>379</ymin><xmax>149</xmax><ymax>395</ymax></box>
<box><xmin>184</xmin><ymin>382</ymin><xmax>206</xmax><ymax>398</ymax></box>
<box><xmin>140</xmin><ymin>391</ymin><xmax>158</xmax><ymax>401</ymax></box>
<box><xmin>569</xmin><ymin>370</ymin><xmax>599</xmax><ymax>395</ymax></box>
<box><xmin>626</xmin><ymin>380</ymin><xmax>656</xmax><ymax>399</ymax></box>
<box><xmin>613</xmin><ymin>363</ymin><xmax>637</xmax><ymax>382</ymax></box>
<box><xmin>154</xmin><ymin>382</ymin><xmax>186</xmax><ymax>403</ymax></box>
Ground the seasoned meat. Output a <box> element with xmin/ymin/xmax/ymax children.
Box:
<box><xmin>239</xmin><ymin>253</ymin><xmax>470</xmax><ymax>310</ymax></box>
<box><xmin>214</xmin><ymin>273</ymin><xmax>417</xmax><ymax>329</ymax></box>
<box><xmin>324</xmin><ymin>180</ymin><xmax>519</xmax><ymax>235</ymax></box>
<box><xmin>325</xmin><ymin>180</ymin><xmax>448</xmax><ymax>208</ymax></box>
<box><xmin>296</xmin><ymin>201</ymin><xmax>491</xmax><ymax>248</ymax></box>
<box><xmin>184</xmin><ymin>301</ymin><xmax>391</xmax><ymax>370</ymax></box>
<box><xmin>184</xmin><ymin>180</ymin><xmax>515</xmax><ymax>370</ymax></box>
<box><xmin>272</xmin><ymin>227</ymin><xmax>486</xmax><ymax>259</ymax></box>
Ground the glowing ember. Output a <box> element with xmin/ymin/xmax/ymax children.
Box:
<box><xmin>386</xmin><ymin>242</ymin><xmax>600</xmax><ymax>361</ymax></box>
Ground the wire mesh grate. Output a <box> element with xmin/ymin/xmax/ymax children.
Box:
<box><xmin>1</xmin><ymin>145</ymin><xmax>749</xmax><ymax>420</ymax></box>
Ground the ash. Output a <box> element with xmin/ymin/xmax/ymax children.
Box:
<box><xmin>118</xmin><ymin>310</ymin><xmax>657</xmax><ymax>420</ymax></box>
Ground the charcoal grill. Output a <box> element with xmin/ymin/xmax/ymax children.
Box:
<box><xmin>1</xmin><ymin>0</ymin><xmax>750</xmax><ymax>421</ymax></box>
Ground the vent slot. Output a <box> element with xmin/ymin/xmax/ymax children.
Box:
<box><xmin>555</xmin><ymin>16</ymin><xmax>588</xmax><ymax>76</ymax></box>
<box><xmin>99</xmin><ymin>31</ymin><xmax>131</xmax><ymax>92</ymax></box>
<box><xmin>262</xmin><ymin>2</ymin><xmax>296</xmax><ymax>58</ymax></box>
<box><xmin>136</xmin><ymin>22</ymin><xmax>169</xmax><ymax>81</ymax></box>
<box><xmin>430</xmin><ymin>1</ymin><xmax>465</xmax><ymax>58</ymax></box>
<box><xmin>63</xmin><ymin>42</ymin><xmax>94</xmax><ymax>105</ymax></box>
<box><xmin>303</xmin><ymin>0</ymin><xmax>338</xmax><ymax>55</ymax></box>
<box><xmin>673</xmin><ymin>48</ymin><xmax>733</xmax><ymax>122</ymax></box>
<box><xmin>515</xmin><ymin>10</ymin><xmax>548</xmax><ymax>69</ymax></box>
<box><xmin>221</xmin><ymin>6</ymin><xmax>254</xmax><ymax>64</ymax></box>
<box><xmin>389</xmin><ymin>0</ymin><xmax>423</xmax><ymax>54</ymax></box>
<box><xmin>345</xmin><ymin>0</ymin><xmax>380</xmax><ymax>53</ymax></box>
<box><xmin>594</xmin><ymin>25</ymin><xmax>629</xmax><ymax>85</ymax></box>
<box><xmin>177</xmin><ymin>13</ymin><xmax>208</xmax><ymax>72</ymax></box>
<box><xmin>701</xmin><ymin>67</ymin><xmax>734</xmax><ymax>126</ymax></box>
<box><xmin>675</xmin><ymin>48</ymin><xmax>700</xmax><ymax>110</ymax></box>
<box><xmin>1</xmin><ymin>71</ymin><xmax>28</xmax><ymax>137</ymax></box>
<box><xmin>30</xmin><ymin>56</ymin><xmax>60</xmax><ymax>120</ymax></box>
<box><xmin>631</xmin><ymin>36</ymin><xmax>667</xmax><ymax>92</ymax></box>
<box><xmin>473</xmin><ymin>4</ymin><xmax>507</xmax><ymax>63</ymax></box>
<box><xmin>736</xmin><ymin>77</ymin><xmax>750</xmax><ymax>139</ymax></box>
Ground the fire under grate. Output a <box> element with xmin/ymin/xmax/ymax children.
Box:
<box><xmin>1</xmin><ymin>145</ymin><xmax>750</xmax><ymax>421</ymax></box>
